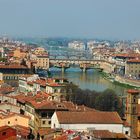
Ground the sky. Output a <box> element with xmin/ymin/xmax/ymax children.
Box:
<box><xmin>0</xmin><ymin>0</ymin><xmax>140</xmax><ymax>40</ymax></box>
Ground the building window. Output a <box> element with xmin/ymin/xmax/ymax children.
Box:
<box><xmin>8</xmin><ymin>121</ymin><xmax>10</xmax><ymax>124</ymax></box>
<box><xmin>134</xmin><ymin>98</ymin><xmax>136</xmax><ymax>103</ymax></box>
<box><xmin>54</xmin><ymin>124</ymin><xmax>56</xmax><ymax>128</ymax></box>
<box><xmin>42</xmin><ymin>121</ymin><xmax>46</xmax><ymax>124</ymax></box>
<box><xmin>6</xmin><ymin>109</ymin><xmax>10</xmax><ymax>112</ymax></box>
<box><xmin>133</xmin><ymin>96</ymin><xmax>136</xmax><ymax>103</ymax></box>
<box><xmin>48</xmin><ymin>121</ymin><xmax>51</xmax><ymax>125</ymax></box>
<box><xmin>2</xmin><ymin>132</ymin><xmax>6</xmax><ymax>136</ymax></box>
<box><xmin>125</xmin><ymin>131</ymin><xmax>128</xmax><ymax>135</ymax></box>
<box><xmin>41</xmin><ymin>112</ymin><xmax>47</xmax><ymax>117</ymax></box>
<box><xmin>15</xmin><ymin>119</ymin><xmax>17</xmax><ymax>121</ymax></box>
<box><xmin>54</xmin><ymin>89</ymin><xmax>57</xmax><ymax>93</ymax></box>
<box><xmin>132</xmin><ymin>106</ymin><xmax>136</xmax><ymax>114</ymax></box>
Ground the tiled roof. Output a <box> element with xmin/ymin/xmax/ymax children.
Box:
<box><xmin>28</xmin><ymin>100</ymin><xmax>67</xmax><ymax>110</ymax></box>
<box><xmin>0</xmin><ymin>64</ymin><xmax>28</xmax><ymax>69</ymax></box>
<box><xmin>112</xmin><ymin>53</ymin><xmax>140</xmax><ymax>58</ymax></box>
<box><xmin>56</xmin><ymin>111</ymin><xmax>123</xmax><ymax>124</ymax></box>
<box><xmin>92</xmin><ymin>130</ymin><xmax>115</xmax><ymax>138</ymax></box>
<box><xmin>35</xmin><ymin>79</ymin><xmax>46</xmax><ymax>87</ymax></box>
<box><xmin>38</xmin><ymin>128</ymin><xmax>55</xmax><ymax>136</ymax></box>
<box><xmin>0</xmin><ymin>126</ymin><xmax>14</xmax><ymax>131</ymax></box>
<box><xmin>27</xmin><ymin>81</ymin><xmax>33</xmax><ymax>85</ymax></box>
<box><xmin>0</xmin><ymin>111</ymin><xmax>30</xmax><ymax>119</ymax></box>
<box><xmin>15</xmin><ymin>91</ymin><xmax>51</xmax><ymax>105</ymax></box>
<box><xmin>127</xmin><ymin>89</ymin><xmax>139</xmax><ymax>94</ymax></box>
<box><xmin>62</xmin><ymin>101</ymin><xmax>96</xmax><ymax>112</ymax></box>
<box><xmin>127</xmin><ymin>59</ymin><xmax>140</xmax><ymax>63</ymax></box>
<box><xmin>12</xmin><ymin>125</ymin><xmax>30</xmax><ymax>137</ymax></box>
<box><xmin>92</xmin><ymin>130</ymin><xmax>126</xmax><ymax>139</ymax></box>
<box><xmin>0</xmin><ymin>87</ymin><xmax>15</xmax><ymax>94</ymax></box>
<box><xmin>55</xmin><ymin>134</ymin><xmax>67</xmax><ymax>140</ymax></box>
<box><xmin>46</xmin><ymin>78</ymin><xmax>67</xmax><ymax>87</ymax></box>
<box><xmin>46</xmin><ymin>83</ymin><xmax>65</xmax><ymax>87</ymax></box>
<box><xmin>112</xmin><ymin>133</ymin><xmax>127</xmax><ymax>139</ymax></box>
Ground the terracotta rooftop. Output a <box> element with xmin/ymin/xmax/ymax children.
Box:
<box><xmin>55</xmin><ymin>134</ymin><xmax>67</xmax><ymax>140</ymax></box>
<box><xmin>12</xmin><ymin>125</ymin><xmax>30</xmax><ymax>137</ymax></box>
<box><xmin>0</xmin><ymin>126</ymin><xmax>13</xmax><ymax>131</ymax></box>
<box><xmin>27</xmin><ymin>81</ymin><xmax>34</xmax><ymax>85</ymax></box>
<box><xmin>0</xmin><ymin>87</ymin><xmax>15</xmax><ymax>94</ymax></box>
<box><xmin>0</xmin><ymin>111</ymin><xmax>30</xmax><ymax>119</ymax></box>
<box><xmin>127</xmin><ymin>59</ymin><xmax>140</xmax><ymax>63</ymax></box>
<box><xmin>56</xmin><ymin>111</ymin><xmax>123</xmax><ymax>124</ymax></box>
<box><xmin>92</xmin><ymin>130</ymin><xmax>126</xmax><ymax>139</ymax></box>
<box><xmin>28</xmin><ymin>100</ymin><xmax>67</xmax><ymax>110</ymax></box>
<box><xmin>112</xmin><ymin>53</ymin><xmax>140</xmax><ymax>58</ymax></box>
<box><xmin>112</xmin><ymin>133</ymin><xmax>127</xmax><ymax>139</ymax></box>
<box><xmin>127</xmin><ymin>89</ymin><xmax>139</xmax><ymax>94</ymax></box>
<box><xmin>15</xmin><ymin>91</ymin><xmax>51</xmax><ymax>104</ymax></box>
<box><xmin>0</xmin><ymin>64</ymin><xmax>28</xmax><ymax>69</ymax></box>
<box><xmin>46</xmin><ymin>83</ymin><xmax>65</xmax><ymax>87</ymax></box>
<box><xmin>35</xmin><ymin>79</ymin><xmax>46</xmax><ymax>87</ymax></box>
<box><xmin>92</xmin><ymin>130</ymin><xmax>115</xmax><ymax>138</ymax></box>
<box><xmin>38</xmin><ymin>128</ymin><xmax>55</xmax><ymax>136</ymax></box>
<box><xmin>62</xmin><ymin>101</ymin><xmax>96</xmax><ymax>112</ymax></box>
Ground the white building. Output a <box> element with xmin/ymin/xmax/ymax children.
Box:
<box><xmin>87</xmin><ymin>41</ymin><xmax>96</xmax><ymax>52</ymax></box>
<box><xmin>19</xmin><ymin>74</ymin><xmax>39</xmax><ymax>93</ymax></box>
<box><xmin>68</xmin><ymin>41</ymin><xmax>85</xmax><ymax>51</ymax></box>
<box><xmin>51</xmin><ymin>111</ymin><xmax>130</xmax><ymax>135</ymax></box>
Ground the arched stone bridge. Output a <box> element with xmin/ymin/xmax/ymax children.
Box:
<box><xmin>49</xmin><ymin>58</ymin><xmax>104</xmax><ymax>72</ymax></box>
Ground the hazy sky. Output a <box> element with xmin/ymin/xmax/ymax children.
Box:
<box><xmin>0</xmin><ymin>0</ymin><xmax>140</xmax><ymax>40</ymax></box>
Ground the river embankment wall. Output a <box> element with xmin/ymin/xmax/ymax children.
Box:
<box><xmin>115</xmin><ymin>75</ymin><xmax>140</xmax><ymax>88</ymax></box>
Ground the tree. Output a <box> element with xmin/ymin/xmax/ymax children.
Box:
<box><xmin>95</xmin><ymin>89</ymin><xmax>123</xmax><ymax>116</ymax></box>
<box><xmin>65</xmin><ymin>83</ymin><xmax>124</xmax><ymax>116</ymax></box>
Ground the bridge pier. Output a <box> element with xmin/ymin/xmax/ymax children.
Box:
<box><xmin>61</xmin><ymin>67</ymin><xmax>66</xmax><ymax>73</ymax></box>
<box><xmin>80</xmin><ymin>67</ymin><xmax>87</xmax><ymax>73</ymax></box>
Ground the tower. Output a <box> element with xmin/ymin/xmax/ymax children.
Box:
<box><xmin>126</xmin><ymin>89</ymin><xmax>139</xmax><ymax>138</ymax></box>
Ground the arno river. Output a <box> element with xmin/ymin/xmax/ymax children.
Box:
<box><xmin>20</xmin><ymin>38</ymin><xmax>129</xmax><ymax>96</ymax></box>
<box><xmin>50</xmin><ymin>67</ymin><xmax>128</xmax><ymax>96</ymax></box>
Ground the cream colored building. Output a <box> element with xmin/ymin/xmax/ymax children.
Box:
<box><xmin>125</xmin><ymin>89</ymin><xmax>140</xmax><ymax>138</ymax></box>
<box><xmin>0</xmin><ymin>112</ymin><xmax>29</xmax><ymax>128</ymax></box>
<box><xmin>35</xmin><ymin>55</ymin><xmax>49</xmax><ymax>70</ymax></box>
<box><xmin>34</xmin><ymin>47</ymin><xmax>45</xmax><ymax>55</ymax></box>
<box><xmin>13</xmin><ymin>47</ymin><xmax>27</xmax><ymax>59</ymax></box>
<box><xmin>125</xmin><ymin>59</ymin><xmax>140</xmax><ymax>78</ymax></box>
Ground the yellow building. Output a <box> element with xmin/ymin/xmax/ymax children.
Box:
<box><xmin>0</xmin><ymin>111</ymin><xmax>30</xmax><ymax>128</ymax></box>
<box><xmin>125</xmin><ymin>89</ymin><xmax>140</xmax><ymax>138</ymax></box>
<box><xmin>125</xmin><ymin>59</ymin><xmax>140</xmax><ymax>78</ymax></box>
<box><xmin>34</xmin><ymin>47</ymin><xmax>45</xmax><ymax>55</ymax></box>
<box><xmin>35</xmin><ymin>54</ymin><xmax>49</xmax><ymax>70</ymax></box>
<box><xmin>13</xmin><ymin>47</ymin><xmax>27</xmax><ymax>59</ymax></box>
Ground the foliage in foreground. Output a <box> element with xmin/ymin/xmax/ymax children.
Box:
<box><xmin>65</xmin><ymin>83</ymin><xmax>124</xmax><ymax>117</ymax></box>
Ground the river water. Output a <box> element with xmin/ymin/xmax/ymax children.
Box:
<box><xmin>19</xmin><ymin>38</ymin><xmax>129</xmax><ymax>95</ymax></box>
<box><xmin>50</xmin><ymin>67</ymin><xmax>128</xmax><ymax>95</ymax></box>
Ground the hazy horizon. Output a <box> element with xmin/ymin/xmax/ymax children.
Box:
<box><xmin>0</xmin><ymin>0</ymin><xmax>140</xmax><ymax>40</ymax></box>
